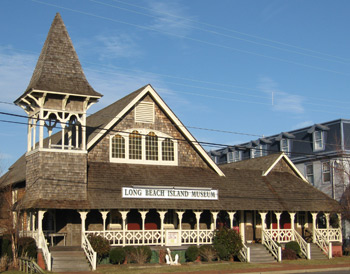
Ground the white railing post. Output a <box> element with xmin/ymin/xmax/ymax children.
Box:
<box><xmin>82</xmin><ymin>233</ymin><xmax>97</xmax><ymax>270</ymax></box>
<box><xmin>328</xmin><ymin>242</ymin><xmax>332</xmax><ymax>259</ymax></box>
<box><xmin>307</xmin><ymin>243</ymin><xmax>311</xmax><ymax>260</ymax></box>
<box><xmin>247</xmin><ymin>246</ymin><xmax>250</xmax><ymax>263</ymax></box>
<box><xmin>278</xmin><ymin>246</ymin><xmax>282</xmax><ymax>262</ymax></box>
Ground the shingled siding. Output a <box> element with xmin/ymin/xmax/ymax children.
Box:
<box><xmin>26</xmin><ymin>151</ymin><xmax>87</xmax><ymax>202</ymax></box>
<box><xmin>88</xmin><ymin>95</ymin><xmax>208</xmax><ymax>169</ymax></box>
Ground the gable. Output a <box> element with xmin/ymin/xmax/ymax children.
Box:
<box><xmin>88</xmin><ymin>88</ymin><xmax>222</xmax><ymax>174</ymax></box>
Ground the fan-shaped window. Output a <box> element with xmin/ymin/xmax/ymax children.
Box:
<box><xmin>129</xmin><ymin>130</ymin><xmax>142</xmax><ymax>159</ymax></box>
<box><xmin>112</xmin><ymin>134</ymin><xmax>125</xmax><ymax>158</ymax></box>
<box><xmin>162</xmin><ymin>138</ymin><xmax>174</xmax><ymax>161</ymax></box>
<box><xmin>146</xmin><ymin>132</ymin><xmax>158</xmax><ymax>160</ymax></box>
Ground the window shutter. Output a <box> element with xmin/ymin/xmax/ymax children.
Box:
<box><xmin>135</xmin><ymin>102</ymin><xmax>154</xmax><ymax>123</ymax></box>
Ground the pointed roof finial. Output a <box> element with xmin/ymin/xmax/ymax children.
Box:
<box><xmin>22</xmin><ymin>13</ymin><xmax>101</xmax><ymax>97</ymax></box>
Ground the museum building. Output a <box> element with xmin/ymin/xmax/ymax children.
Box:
<box><xmin>0</xmin><ymin>13</ymin><xmax>343</xmax><ymax>270</ymax></box>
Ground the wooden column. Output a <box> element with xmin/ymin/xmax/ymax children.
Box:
<box><xmin>158</xmin><ymin>210</ymin><xmax>167</xmax><ymax>246</ymax></box>
<box><xmin>120</xmin><ymin>211</ymin><xmax>128</xmax><ymax>247</ymax></box>
<box><xmin>228</xmin><ymin>211</ymin><xmax>236</xmax><ymax>229</ymax></box>
<box><xmin>211</xmin><ymin>211</ymin><xmax>219</xmax><ymax>230</ymax></box>
<box><xmin>311</xmin><ymin>212</ymin><xmax>318</xmax><ymax>243</ymax></box>
<box><xmin>275</xmin><ymin>212</ymin><xmax>282</xmax><ymax>242</ymax></box>
<box><xmin>100</xmin><ymin>211</ymin><xmax>109</xmax><ymax>236</ymax></box>
<box><xmin>259</xmin><ymin>211</ymin><xmax>268</xmax><ymax>244</ymax></box>
<box><xmin>78</xmin><ymin>211</ymin><xmax>88</xmax><ymax>247</ymax></box>
<box><xmin>194</xmin><ymin>211</ymin><xmax>202</xmax><ymax>246</ymax></box>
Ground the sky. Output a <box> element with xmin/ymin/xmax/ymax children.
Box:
<box><xmin>0</xmin><ymin>0</ymin><xmax>350</xmax><ymax>172</ymax></box>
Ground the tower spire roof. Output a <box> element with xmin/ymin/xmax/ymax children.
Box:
<box><xmin>21</xmin><ymin>13</ymin><xmax>101</xmax><ymax>98</ymax></box>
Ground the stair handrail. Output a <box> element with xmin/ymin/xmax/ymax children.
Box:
<box><xmin>82</xmin><ymin>233</ymin><xmax>97</xmax><ymax>270</ymax></box>
<box><xmin>38</xmin><ymin>230</ymin><xmax>51</xmax><ymax>271</ymax></box>
<box><xmin>262</xmin><ymin>229</ymin><xmax>282</xmax><ymax>262</ymax></box>
<box><xmin>315</xmin><ymin>229</ymin><xmax>332</xmax><ymax>259</ymax></box>
<box><xmin>19</xmin><ymin>257</ymin><xmax>44</xmax><ymax>274</ymax></box>
<box><xmin>238</xmin><ymin>242</ymin><xmax>250</xmax><ymax>262</ymax></box>
<box><xmin>292</xmin><ymin>229</ymin><xmax>310</xmax><ymax>259</ymax></box>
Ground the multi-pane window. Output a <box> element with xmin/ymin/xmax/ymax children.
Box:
<box><xmin>111</xmin><ymin>129</ymin><xmax>177</xmax><ymax>165</ymax></box>
<box><xmin>314</xmin><ymin>131</ymin><xmax>324</xmax><ymax>151</ymax></box>
<box><xmin>322</xmin><ymin>162</ymin><xmax>331</xmax><ymax>183</ymax></box>
<box><xmin>228</xmin><ymin>151</ymin><xmax>242</xmax><ymax>162</ymax></box>
<box><xmin>111</xmin><ymin>134</ymin><xmax>125</xmax><ymax>158</ymax></box>
<box><xmin>306</xmin><ymin>164</ymin><xmax>314</xmax><ymax>185</ymax></box>
<box><xmin>162</xmin><ymin>138</ymin><xmax>174</xmax><ymax>161</ymax></box>
<box><xmin>129</xmin><ymin>130</ymin><xmax>142</xmax><ymax>159</ymax></box>
<box><xmin>146</xmin><ymin>132</ymin><xmax>158</xmax><ymax>160</ymax></box>
<box><xmin>280</xmin><ymin>139</ymin><xmax>290</xmax><ymax>153</ymax></box>
<box><xmin>253</xmin><ymin>144</ymin><xmax>267</xmax><ymax>158</ymax></box>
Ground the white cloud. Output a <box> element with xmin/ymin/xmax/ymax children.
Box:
<box><xmin>146</xmin><ymin>0</ymin><xmax>194</xmax><ymax>37</ymax></box>
<box><xmin>95</xmin><ymin>33</ymin><xmax>142</xmax><ymax>60</ymax></box>
<box><xmin>258</xmin><ymin>76</ymin><xmax>304</xmax><ymax>114</ymax></box>
<box><xmin>292</xmin><ymin>120</ymin><xmax>314</xmax><ymax>130</ymax></box>
<box><xmin>0</xmin><ymin>48</ymin><xmax>36</xmax><ymax>102</ymax></box>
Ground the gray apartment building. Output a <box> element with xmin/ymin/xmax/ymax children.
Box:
<box><xmin>209</xmin><ymin>119</ymin><xmax>350</xmax><ymax>239</ymax></box>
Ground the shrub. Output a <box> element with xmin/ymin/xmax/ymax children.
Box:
<box><xmin>109</xmin><ymin>247</ymin><xmax>125</xmax><ymax>264</ymax></box>
<box><xmin>123</xmin><ymin>246</ymin><xmax>136</xmax><ymax>263</ymax></box>
<box><xmin>131</xmin><ymin>246</ymin><xmax>152</xmax><ymax>264</ymax></box>
<box><xmin>185</xmin><ymin>246</ymin><xmax>198</xmax><ymax>262</ymax></box>
<box><xmin>87</xmin><ymin>235</ymin><xmax>110</xmax><ymax>263</ymax></box>
<box><xmin>285</xmin><ymin>241</ymin><xmax>301</xmax><ymax>257</ymax></box>
<box><xmin>0</xmin><ymin>237</ymin><xmax>12</xmax><ymax>258</ymax></box>
<box><xmin>0</xmin><ymin>255</ymin><xmax>9</xmax><ymax>272</ymax></box>
<box><xmin>213</xmin><ymin>228</ymin><xmax>243</xmax><ymax>260</ymax></box>
<box><xmin>199</xmin><ymin>245</ymin><xmax>217</xmax><ymax>262</ymax></box>
<box><xmin>18</xmin><ymin>237</ymin><xmax>37</xmax><ymax>259</ymax></box>
<box><xmin>215</xmin><ymin>244</ymin><xmax>229</xmax><ymax>261</ymax></box>
<box><xmin>282</xmin><ymin>248</ymin><xmax>298</xmax><ymax>260</ymax></box>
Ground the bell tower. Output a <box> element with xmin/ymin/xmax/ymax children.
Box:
<box><xmin>14</xmin><ymin>13</ymin><xmax>102</xmax><ymax>203</ymax></box>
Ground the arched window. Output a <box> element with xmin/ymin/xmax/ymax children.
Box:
<box><xmin>129</xmin><ymin>130</ymin><xmax>142</xmax><ymax>159</ymax></box>
<box><xmin>162</xmin><ymin>138</ymin><xmax>174</xmax><ymax>161</ymax></box>
<box><xmin>112</xmin><ymin>134</ymin><xmax>125</xmax><ymax>158</ymax></box>
<box><xmin>146</xmin><ymin>132</ymin><xmax>158</xmax><ymax>160</ymax></box>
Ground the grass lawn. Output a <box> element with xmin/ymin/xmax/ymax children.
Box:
<box><xmin>1</xmin><ymin>257</ymin><xmax>349</xmax><ymax>274</ymax></box>
<box><xmin>95</xmin><ymin>257</ymin><xmax>350</xmax><ymax>274</ymax></box>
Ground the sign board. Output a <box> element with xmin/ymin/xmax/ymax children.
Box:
<box><xmin>122</xmin><ymin>186</ymin><xmax>218</xmax><ymax>200</ymax></box>
<box><xmin>165</xmin><ymin>230</ymin><xmax>181</xmax><ymax>246</ymax></box>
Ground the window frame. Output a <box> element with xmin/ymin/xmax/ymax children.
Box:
<box><xmin>109</xmin><ymin>129</ymin><xmax>178</xmax><ymax>166</ymax></box>
<box><xmin>322</xmin><ymin>161</ymin><xmax>331</xmax><ymax>183</ymax></box>
<box><xmin>280</xmin><ymin>138</ymin><xmax>290</xmax><ymax>154</ymax></box>
<box><xmin>313</xmin><ymin>130</ymin><xmax>325</xmax><ymax>151</ymax></box>
<box><xmin>305</xmin><ymin>163</ymin><xmax>314</xmax><ymax>185</ymax></box>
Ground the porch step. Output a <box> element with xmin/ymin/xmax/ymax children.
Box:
<box><xmin>247</xmin><ymin>243</ymin><xmax>277</xmax><ymax>263</ymax></box>
<box><xmin>50</xmin><ymin>246</ymin><xmax>91</xmax><ymax>272</ymax></box>
<box><xmin>310</xmin><ymin>243</ymin><xmax>328</xmax><ymax>260</ymax></box>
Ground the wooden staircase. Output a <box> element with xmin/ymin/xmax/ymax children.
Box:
<box><xmin>50</xmin><ymin>246</ymin><xmax>91</xmax><ymax>272</ymax></box>
<box><xmin>310</xmin><ymin>243</ymin><xmax>328</xmax><ymax>259</ymax></box>
<box><xmin>247</xmin><ymin>243</ymin><xmax>277</xmax><ymax>263</ymax></box>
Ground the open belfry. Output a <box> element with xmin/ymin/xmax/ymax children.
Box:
<box><xmin>0</xmin><ymin>13</ymin><xmax>343</xmax><ymax>271</ymax></box>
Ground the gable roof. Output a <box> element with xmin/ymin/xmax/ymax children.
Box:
<box><xmin>15</xmin><ymin>13</ymin><xmax>101</xmax><ymax>103</ymax></box>
<box><xmin>220</xmin><ymin>152</ymin><xmax>307</xmax><ymax>182</ymax></box>
<box><xmin>86</xmin><ymin>84</ymin><xmax>225</xmax><ymax>176</ymax></box>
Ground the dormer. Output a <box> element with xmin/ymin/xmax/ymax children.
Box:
<box><xmin>275</xmin><ymin>132</ymin><xmax>295</xmax><ymax>155</ymax></box>
<box><xmin>307</xmin><ymin>124</ymin><xmax>330</xmax><ymax>152</ymax></box>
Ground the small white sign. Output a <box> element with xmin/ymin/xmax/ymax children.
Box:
<box><xmin>165</xmin><ymin>230</ymin><xmax>181</xmax><ymax>246</ymax></box>
<box><xmin>122</xmin><ymin>186</ymin><xmax>218</xmax><ymax>200</ymax></box>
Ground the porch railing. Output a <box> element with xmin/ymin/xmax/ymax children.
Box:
<box><xmin>316</xmin><ymin>228</ymin><xmax>342</xmax><ymax>242</ymax></box>
<box><xmin>262</xmin><ymin>230</ymin><xmax>281</xmax><ymax>262</ymax></box>
<box><xmin>38</xmin><ymin>230</ymin><xmax>51</xmax><ymax>271</ymax></box>
<box><xmin>86</xmin><ymin>229</ymin><xmax>214</xmax><ymax>246</ymax></box>
<box><xmin>19</xmin><ymin>230</ymin><xmax>39</xmax><ymax>244</ymax></box>
<box><xmin>82</xmin><ymin>233</ymin><xmax>97</xmax><ymax>270</ymax></box>
<box><xmin>238</xmin><ymin>242</ymin><xmax>250</xmax><ymax>263</ymax></box>
<box><xmin>315</xmin><ymin>229</ymin><xmax>332</xmax><ymax>259</ymax></box>
<box><xmin>266</xmin><ymin>229</ymin><xmax>310</xmax><ymax>259</ymax></box>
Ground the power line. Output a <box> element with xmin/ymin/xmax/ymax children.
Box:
<box><xmin>2</xmin><ymin>46</ymin><xmax>350</xmax><ymax>107</ymax></box>
<box><xmin>0</xmin><ymin>110</ymin><xmax>345</xmax><ymax>156</ymax></box>
<box><xmin>30</xmin><ymin>0</ymin><xmax>350</xmax><ymax>76</ymax></box>
<box><xmin>92</xmin><ymin>0</ymin><xmax>349</xmax><ymax>65</ymax></box>
<box><xmin>110</xmin><ymin>0</ymin><xmax>350</xmax><ymax>63</ymax></box>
